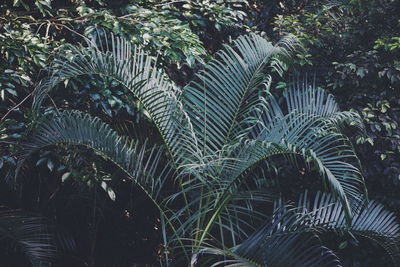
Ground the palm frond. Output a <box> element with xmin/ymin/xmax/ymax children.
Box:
<box><xmin>237</xmin><ymin>87</ymin><xmax>367</xmax><ymax>219</ymax></box>
<box><xmin>283</xmin><ymin>79</ymin><xmax>365</xmax><ymax>134</ymax></box>
<box><xmin>182</xmin><ymin>34</ymin><xmax>298</xmax><ymax>156</ymax></box>
<box><xmin>296</xmin><ymin>191</ymin><xmax>400</xmax><ymax>266</ymax></box>
<box><xmin>227</xmin><ymin>112</ymin><xmax>365</xmax><ymax>220</ymax></box>
<box><xmin>0</xmin><ymin>207</ymin><xmax>76</xmax><ymax>267</ymax></box>
<box><xmin>17</xmin><ymin>110</ymin><xmax>171</xmax><ymax>204</ymax></box>
<box><xmin>197</xmin><ymin>190</ymin><xmax>400</xmax><ymax>267</ymax></box>
<box><xmin>231</xmin><ymin>191</ymin><xmax>400</xmax><ymax>266</ymax></box>
<box><xmin>200</xmin><ymin>207</ymin><xmax>342</xmax><ymax>267</ymax></box>
<box><xmin>32</xmin><ymin>31</ymin><xmax>201</xmax><ymax>168</ymax></box>
<box><xmin>168</xmin><ymin>93</ymin><xmax>365</xmax><ymax>252</ymax></box>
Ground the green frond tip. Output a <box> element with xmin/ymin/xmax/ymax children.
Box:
<box><xmin>283</xmin><ymin>79</ymin><xmax>365</xmax><ymax>135</ymax></box>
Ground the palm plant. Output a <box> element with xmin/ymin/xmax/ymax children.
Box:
<box><xmin>14</xmin><ymin>32</ymin><xmax>400</xmax><ymax>266</ymax></box>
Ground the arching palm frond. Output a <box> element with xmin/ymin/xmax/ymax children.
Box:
<box><xmin>0</xmin><ymin>207</ymin><xmax>76</xmax><ymax>267</ymax></box>
<box><xmin>182</xmin><ymin>34</ymin><xmax>298</xmax><ymax>156</ymax></box>
<box><xmin>241</xmin><ymin>91</ymin><xmax>366</xmax><ymax>220</ymax></box>
<box><xmin>222</xmin><ymin>115</ymin><xmax>363</xmax><ymax>221</ymax></box>
<box><xmin>296</xmin><ymin>191</ymin><xmax>400</xmax><ymax>266</ymax></box>
<box><xmin>16</xmin><ymin>110</ymin><xmax>172</xmax><ymax>205</ymax></box>
<box><xmin>32</xmin><ymin>32</ymin><xmax>201</xmax><ymax>168</ymax></box>
<box><xmin>283</xmin><ymin>79</ymin><xmax>365</xmax><ymax>134</ymax></box>
<box><xmin>167</xmin><ymin>87</ymin><xmax>366</xmax><ymax>255</ymax></box>
<box><xmin>203</xmin><ymin>190</ymin><xmax>400</xmax><ymax>267</ymax></box>
<box><xmin>199</xmin><ymin>207</ymin><xmax>342</xmax><ymax>267</ymax></box>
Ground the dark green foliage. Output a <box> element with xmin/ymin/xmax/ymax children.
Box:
<box><xmin>1</xmin><ymin>0</ymin><xmax>400</xmax><ymax>266</ymax></box>
<box><xmin>0</xmin><ymin>207</ymin><xmax>76</xmax><ymax>267</ymax></box>
<box><xmin>12</xmin><ymin>31</ymin><xmax>397</xmax><ymax>266</ymax></box>
<box><xmin>269</xmin><ymin>0</ymin><xmax>400</xmax><ymax>204</ymax></box>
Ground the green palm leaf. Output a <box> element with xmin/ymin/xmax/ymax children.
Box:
<box><xmin>0</xmin><ymin>207</ymin><xmax>76</xmax><ymax>267</ymax></box>
<box><xmin>32</xmin><ymin>32</ymin><xmax>201</xmax><ymax>168</ymax></box>
<box><xmin>213</xmin><ymin>190</ymin><xmax>400</xmax><ymax>267</ymax></box>
<box><xmin>17</xmin><ymin>110</ymin><xmax>171</xmax><ymax>203</ymax></box>
<box><xmin>182</xmin><ymin>34</ymin><xmax>298</xmax><ymax>155</ymax></box>
<box><xmin>167</xmin><ymin>86</ymin><xmax>366</xmax><ymax>253</ymax></box>
<box><xmin>296</xmin><ymin>191</ymin><xmax>400</xmax><ymax>265</ymax></box>
<box><xmin>240</xmin><ymin>91</ymin><xmax>367</xmax><ymax>219</ymax></box>
<box><xmin>200</xmin><ymin>208</ymin><xmax>341</xmax><ymax>267</ymax></box>
<box><xmin>283</xmin><ymin>79</ymin><xmax>365</xmax><ymax>134</ymax></box>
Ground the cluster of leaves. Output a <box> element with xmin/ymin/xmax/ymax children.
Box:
<box><xmin>73</xmin><ymin>4</ymin><xmax>207</xmax><ymax>68</ymax></box>
<box><xmin>0</xmin><ymin>12</ymin><xmax>54</xmax><ymax>173</ymax></box>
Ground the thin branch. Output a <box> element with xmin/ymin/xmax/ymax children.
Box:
<box><xmin>52</xmin><ymin>23</ymin><xmax>89</xmax><ymax>41</ymax></box>
<box><xmin>155</xmin><ymin>1</ymin><xmax>188</xmax><ymax>7</ymax></box>
<box><xmin>1</xmin><ymin>92</ymin><xmax>32</xmax><ymax>122</ymax></box>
